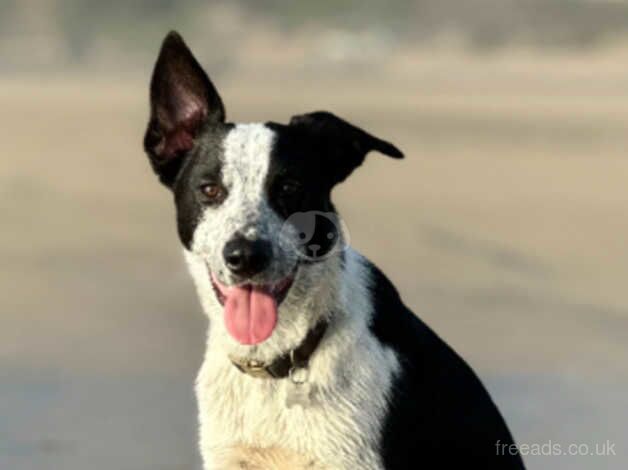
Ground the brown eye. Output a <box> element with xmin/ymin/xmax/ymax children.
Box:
<box><xmin>200</xmin><ymin>183</ymin><xmax>225</xmax><ymax>203</ymax></box>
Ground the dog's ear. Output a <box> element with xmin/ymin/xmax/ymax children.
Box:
<box><xmin>144</xmin><ymin>31</ymin><xmax>225</xmax><ymax>186</ymax></box>
<box><xmin>288</xmin><ymin>111</ymin><xmax>403</xmax><ymax>185</ymax></box>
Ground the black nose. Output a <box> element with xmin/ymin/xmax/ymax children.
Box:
<box><xmin>223</xmin><ymin>236</ymin><xmax>272</xmax><ymax>278</ymax></box>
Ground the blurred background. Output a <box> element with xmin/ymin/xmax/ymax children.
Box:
<box><xmin>1</xmin><ymin>1</ymin><xmax>627</xmax><ymax>469</ymax></box>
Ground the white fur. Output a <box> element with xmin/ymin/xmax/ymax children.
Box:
<box><xmin>183</xmin><ymin>124</ymin><xmax>400</xmax><ymax>469</ymax></box>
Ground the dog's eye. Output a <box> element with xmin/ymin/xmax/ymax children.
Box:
<box><xmin>278</xmin><ymin>180</ymin><xmax>301</xmax><ymax>196</ymax></box>
<box><xmin>199</xmin><ymin>183</ymin><xmax>226</xmax><ymax>203</ymax></box>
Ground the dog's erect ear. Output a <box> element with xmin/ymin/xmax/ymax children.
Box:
<box><xmin>288</xmin><ymin>111</ymin><xmax>403</xmax><ymax>185</ymax></box>
<box><xmin>144</xmin><ymin>31</ymin><xmax>225</xmax><ymax>186</ymax></box>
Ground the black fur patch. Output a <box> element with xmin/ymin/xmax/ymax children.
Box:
<box><xmin>264</xmin><ymin>116</ymin><xmax>402</xmax><ymax>260</ymax></box>
<box><xmin>171</xmin><ymin>124</ymin><xmax>231</xmax><ymax>249</ymax></box>
<box><xmin>366</xmin><ymin>262</ymin><xmax>526</xmax><ymax>468</ymax></box>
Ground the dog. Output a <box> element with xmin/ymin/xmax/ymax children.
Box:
<box><xmin>142</xmin><ymin>31</ymin><xmax>525</xmax><ymax>470</ymax></box>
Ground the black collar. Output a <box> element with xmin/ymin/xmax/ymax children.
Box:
<box><xmin>229</xmin><ymin>320</ymin><xmax>328</xmax><ymax>379</ymax></box>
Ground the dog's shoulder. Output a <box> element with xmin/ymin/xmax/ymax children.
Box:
<box><xmin>361</xmin><ymin>259</ymin><xmax>525</xmax><ymax>468</ymax></box>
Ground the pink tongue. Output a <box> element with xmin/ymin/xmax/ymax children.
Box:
<box><xmin>223</xmin><ymin>285</ymin><xmax>278</xmax><ymax>345</ymax></box>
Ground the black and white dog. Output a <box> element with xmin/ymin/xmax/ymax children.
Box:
<box><xmin>143</xmin><ymin>32</ymin><xmax>525</xmax><ymax>470</ymax></box>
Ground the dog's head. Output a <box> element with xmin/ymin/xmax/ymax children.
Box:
<box><xmin>143</xmin><ymin>32</ymin><xmax>403</xmax><ymax>348</ymax></box>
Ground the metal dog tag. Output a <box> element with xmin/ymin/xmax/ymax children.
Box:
<box><xmin>285</xmin><ymin>366</ymin><xmax>314</xmax><ymax>408</ymax></box>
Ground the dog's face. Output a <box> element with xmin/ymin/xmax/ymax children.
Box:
<box><xmin>144</xmin><ymin>32</ymin><xmax>403</xmax><ymax>346</ymax></box>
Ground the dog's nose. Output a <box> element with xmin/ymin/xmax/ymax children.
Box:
<box><xmin>223</xmin><ymin>236</ymin><xmax>271</xmax><ymax>278</ymax></box>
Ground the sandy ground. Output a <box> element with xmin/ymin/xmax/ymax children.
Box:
<box><xmin>1</xmin><ymin>54</ymin><xmax>627</xmax><ymax>469</ymax></box>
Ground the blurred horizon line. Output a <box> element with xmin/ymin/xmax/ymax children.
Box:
<box><xmin>3</xmin><ymin>0</ymin><xmax>628</xmax><ymax>77</ymax></box>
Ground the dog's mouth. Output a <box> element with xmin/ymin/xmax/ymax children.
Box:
<box><xmin>209</xmin><ymin>268</ymin><xmax>296</xmax><ymax>345</ymax></box>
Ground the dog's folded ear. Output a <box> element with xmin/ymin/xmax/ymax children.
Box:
<box><xmin>288</xmin><ymin>111</ymin><xmax>403</xmax><ymax>185</ymax></box>
<box><xmin>144</xmin><ymin>31</ymin><xmax>225</xmax><ymax>186</ymax></box>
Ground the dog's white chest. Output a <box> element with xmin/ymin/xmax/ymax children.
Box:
<box><xmin>196</xmin><ymin>340</ymin><xmax>397</xmax><ymax>470</ymax></box>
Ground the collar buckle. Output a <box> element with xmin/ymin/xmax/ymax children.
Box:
<box><xmin>246</xmin><ymin>359</ymin><xmax>265</xmax><ymax>371</ymax></box>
